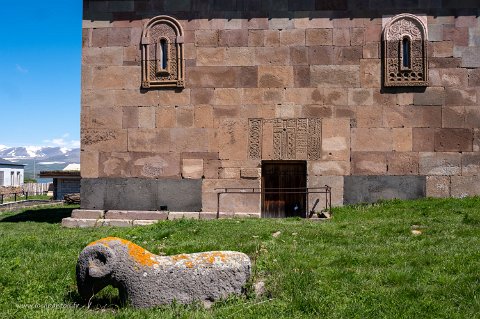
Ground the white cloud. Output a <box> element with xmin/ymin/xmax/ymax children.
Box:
<box><xmin>16</xmin><ymin>64</ymin><xmax>28</xmax><ymax>74</ymax></box>
<box><xmin>43</xmin><ymin>133</ymin><xmax>80</xmax><ymax>149</ymax></box>
<box><xmin>0</xmin><ymin>144</ymin><xmax>8</xmax><ymax>151</ymax></box>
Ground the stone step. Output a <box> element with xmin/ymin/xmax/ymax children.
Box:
<box><xmin>62</xmin><ymin>211</ymin><xmax>261</xmax><ymax>228</ymax></box>
<box><xmin>71</xmin><ymin>209</ymin><xmax>104</xmax><ymax>219</ymax></box>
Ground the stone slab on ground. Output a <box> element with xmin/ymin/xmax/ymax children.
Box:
<box><xmin>132</xmin><ymin>220</ymin><xmax>159</xmax><ymax>226</ymax></box>
<box><xmin>168</xmin><ymin>212</ymin><xmax>200</xmax><ymax>220</ymax></box>
<box><xmin>61</xmin><ymin>217</ymin><xmax>99</xmax><ymax>228</ymax></box>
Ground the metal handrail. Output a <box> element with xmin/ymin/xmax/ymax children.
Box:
<box><xmin>214</xmin><ymin>186</ymin><xmax>332</xmax><ymax>219</ymax></box>
<box><xmin>0</xmin><ymin>191</ymin><xmax>48</xmax><ymax>205</ymax></box>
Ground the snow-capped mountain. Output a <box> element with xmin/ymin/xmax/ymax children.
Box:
<box><xmin>0</xmin><ymin>146</ymin><xmax>80</xmax><ymax>162</ymax></box>
<box><xmin>0</xmin><ymin>146</ymin><xmax>80</xmax><ymax>179</ymax></box>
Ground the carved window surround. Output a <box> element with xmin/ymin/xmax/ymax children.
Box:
<box><xmin>141</xmin><ymin>15</ymin><xmax>185</xmax><ymax>89</ymax></box>
<box><xmin>248</xmin><ymin>118</ymin><xmax>322</xmax><ymax>161</ymax></box>
<box><xmin>383</xmin><ymin>14</ymin><xmax>428</xmax><ymax>87</ymax></box>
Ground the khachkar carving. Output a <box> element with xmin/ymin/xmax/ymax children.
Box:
<box><xmin>248</xmin><ymin>118</ymin><xmax>322</xmax><ymax>160</ymax></box>
<box><xmin>141</xmin><ymin>15</ymin><xmax>185</xmax><ymax>89</ymax></box>
<box><xmin>383</xmin><ymin>14</ymin><xmax>428</xmax><ymax>87</ymax></box>
<box><xmin>248</xmin><ymin>119</ymin><xmax>262</xmax><ymax>160</ymax></box>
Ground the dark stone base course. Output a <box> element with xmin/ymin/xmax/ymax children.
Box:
<box><xmin>81</xmin><ymin>178</ymin><xmax>202</xmax><ymax>212</ymax></box>
<box><xmin>344</xmin><ymin>175</ymin><xmax>426</xmax><ymax>205</ymax></box>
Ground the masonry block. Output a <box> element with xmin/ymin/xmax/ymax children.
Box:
<box><xmin>460</xmin><ymin>47</ymin><xmax>480</xmax><ymax>68</ymax></box>
<box><xmin>82</xmin><ymin>129</ymin><xmax>128</xmax><ymax>152</ymax></box>
<box><xmin>419</xmin><ymin>152</ymin><xmax>462</xmax><ymax>175</ymax></box>
<box><xmin>105</xmin><ymin>210</ymin><xmax>168</xmax><ymax>220</ymax></box>
<box><xmin>255</xmin><ymin>47</ymin><xmax>290</xmax><ymax>66</ymax></box>
<box><xmin>351</xmin><ymin>128</ymin><xmax>392</xmax><ymax>152</ymax></box>
<box><xmin>442</xmin><ymin>106</ymin><xmax>465</xmax><ymax>128</ymax></box>
<box><xmin>461</xmin><ymin>153</ymin><xmax>480</xmax><ymax>176</ymax></box>
<box><xmin>434</xmin><ymin>128</ymin><xmax>473</xmax><ymax>152</ymax></box>
<box><xmin>311</xmin><ymin>65</ymin><xmax>359</xmax><ymax>87</ymax></box>
<box><xmin>81</xmin><ymin>178</ymin><xmax>202</xmax><ymax>212</ymax></box>
<box><xmin>168</xmin><ymin>212</ymin><xmax>200</xmax><ymax>220</ymax></box>
<box><xmin>451</xmin><ymin>176</ymin><xmax>480</xmax><ymax>198</ymax></box>
<box><xmin>351</xmin><ymin>152</ymin><xmax>387</xmax><ymax>175</ymax></box>
<box><xmin>386</xmin><ymin>152</ymin><xmax>419</xmax><ymax>175</ymax></box>
<box><xmin>412</xmin><ymin>128</ymin><xmax>435</xmax><ymax>151</ymax></box>
<box><xmin>348</xmin><ymin>88</ymin><xmax>373</xmax><ymax>106</ymax></box>
<box><xmin>308</xmin><ymin>46</ymin><xmax>334</xmax><ymax>65</ymax></box>
<box><xmin>83</xmin><ymin>47</ymin><xmax>123</xmax><ymax>66</ymax></box>
<box><xmin>218</xmin><ymin>119</ymin><xmax>248</xmax><ymax>160</ymax></box>
<box><xmin>306</xmin><ymin>29</ymin><xmax>333</xmax><ymax>46</ymax></box>
<box><xmin>344</xmin><ymin>176</ymin><xmax>426</xmax><ymax>204</ymax></box>
<box><xmin>359</xmin><ymin>59</ymin><xmax>381</xmax><ymax>88</ymax></box>
<box><xmin>81</xmin><ymin>151</ymin><xmax>99</xmax><ymax>178</ymax></box>
<box><xmin>199</xmin><ymin>212</ymin><xmax>218</xmax><ymax>220</ymax></box>
<box><xmin>413</xmin><ymin>87</ymin><xmax>445</xmax><ymax>106</ymax></box>
<box><xmin>61</xmin><ymin>218</ymin><xmax>98</xmax><ymax>228</ymax></box>
<box><xmin>307</xmin><ymin>175</ymin><xmax>344</xmax><ymax>208</ymax></box>
<box><xmin>72</xmin><ymin>209</ymin><xmax>104</xmax><ymax>219</ymax></box>
<box><xmin>426</xmin><ymin>176</ymin><xmax>451</xmax><ymax>198</ymax></box>
<box><xmin>258</xmin><ymin>66</ymin><xmax>293</xmax><ymax>88</ymax></box>
<box><xmin>196</xmin><ymin>48</ymin><xmax>225</xmax><ymax>66</ymax></box>
<box><xmin>195</xmin><ymin>30</ymin><xmax>219</xmax><ymax>46</ymax></box>
<box><xmin>321</xmin><ymin>118</ymin><xmax>350</xmax><ymax>161</ymax></box>
<box><xmin>309</xmin><ymin>161</ymin><xmax>350</xmax><ymax>176</ymax></box>
<box><xmin>280</xmin><ymin>29</ymin><xmax>306</xmax><ymax>46</ymax></box>
<box><xmin>101</xmin><ymin>219</ymin><xmax>133</xmax><ymax>227</ymax></box>
<box><xmin>464</xmin><ymin>106</ymin><xmax>480</xmax><ymax>128</ymax></box>
<box><xmin>445</xmin><ymin>88</ymin><xmax>477</xmax><ymax>105</ymax></box>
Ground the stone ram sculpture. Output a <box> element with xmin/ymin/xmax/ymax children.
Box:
<box><xmin>76</xmin><ymin>237</ymin><xmax>251</xmax><ymax>308</ymax></box>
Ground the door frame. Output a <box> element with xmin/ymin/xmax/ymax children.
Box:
<box><xmin>261</xmin><ymin>160</ymin><xmax>307</xmax><ymax>218</ymax></box>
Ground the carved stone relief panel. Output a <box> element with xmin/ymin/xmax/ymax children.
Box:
<box><xmin>141</xmin><ymin>15</ymin><xmax>185</xmax><ymax>89</ymax></box>
<box><xmin>248</xmin><ymin>118</ymin><xmax>322</xmax><ymax>160</ymax></box>
<box><xmin>383</xmin><ymin>14</ymin><xmax>428</xmax><ymax>87</ymax></box>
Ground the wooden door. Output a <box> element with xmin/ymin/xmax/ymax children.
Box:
<box><xmin>262</xmin><ymin>161</ymin><xmax>307</xmax><ymax>218</ymax></box>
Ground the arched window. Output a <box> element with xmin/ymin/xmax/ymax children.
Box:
<box><xmin>383</xmin><ymin>14</ymin><xmax>428</xmax><ymax>87</ymax></box>
<box><xmin>401</xmin><ymin>36</ymin><xmax>411</xmax><ymax>69</ymax></box>
<box><xmin>141</xmin><ymin>15</ymin><xmax>185</xmax><ymax>88</ymax></box>
<box><xmin>156</xmin><ymin>37</ymin><xmax>170</xmax><ymax>73</ymax></box>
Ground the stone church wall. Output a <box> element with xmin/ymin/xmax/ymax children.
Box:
<box><xmin>81</xmin><ymin>0</ymin><xmax>480</xmax><ymax>213</ymax></box>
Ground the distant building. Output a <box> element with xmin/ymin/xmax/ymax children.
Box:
<box><xmin>39</xmin><ymin>164</ymin><xmax>81</xmax><ymax>200</ymax></box>
<box><xmin>0</xmin><ymin>158</ymin><xmax>24</xmax><ymax>187</ymax></box>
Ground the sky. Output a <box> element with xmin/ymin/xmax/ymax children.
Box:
<box><xmin>0</xmin><ymin>0</ymin><xmax>82</xmax><ymax>149</ymax></box>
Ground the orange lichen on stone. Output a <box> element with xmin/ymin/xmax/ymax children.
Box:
<box><xmin>88</xmin><ymin>237</ymin><xmax>158</xmax><ymax>267</ymax></box>
<box><xmin>185</xmin><ymin>261</ymin><xmax>194</xmax><ymax>268</ymax></box>
<box><xmin>200</xmin><ymin>252</ymin><xmax>227</xmax><ymax>264</ymax></box>
<box><xmin>172</xmin><ymin>254</ymin><xmax>190</xmax><ymax>262</ymax></box>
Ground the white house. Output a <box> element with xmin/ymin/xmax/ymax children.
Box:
<box><xmin>0</xmin><ymin>158</ymin><xmax>25</xmax><ymax>187</ymax></box>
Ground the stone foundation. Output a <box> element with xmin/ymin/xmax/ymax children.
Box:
<box><xmin>62</xmin><ymin>209</ymin><xmax>261</xmax><ymax>228</ymax></box>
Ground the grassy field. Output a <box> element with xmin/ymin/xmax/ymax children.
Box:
<box><xmin>0</xmin><ymin>198</ymin><xmax>479</xmax><ymax>318</ymax></box>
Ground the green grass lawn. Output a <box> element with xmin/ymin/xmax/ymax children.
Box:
<box><xmin>0</xmin><ymin>198</ymin><xmax>479</xmax><ymax>318</ymax></box>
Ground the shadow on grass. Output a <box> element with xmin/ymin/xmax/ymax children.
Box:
<box><xmin>65</xmin><ymin>289</ymin><xmax>124</xmax><ymax>310</ymax></box>
<box><xmin>0</xmin><ymin>207</ymin><xmax>74</xmax><ymax>224</ymax></box>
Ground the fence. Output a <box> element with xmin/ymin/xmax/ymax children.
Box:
<box><xmin>0</xmin><ymin>191</ymin><xmax>50</xmax><ymax>205</ymax></box>
<box><xmin>22</xmin><ymin>183</ymin><xmax>52</xmax><ymax>194</ymax></box>
<box><xmin>215</xmin><ymin>186</ymin><xmax>332</xmax><ymax>219</ymax></box>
